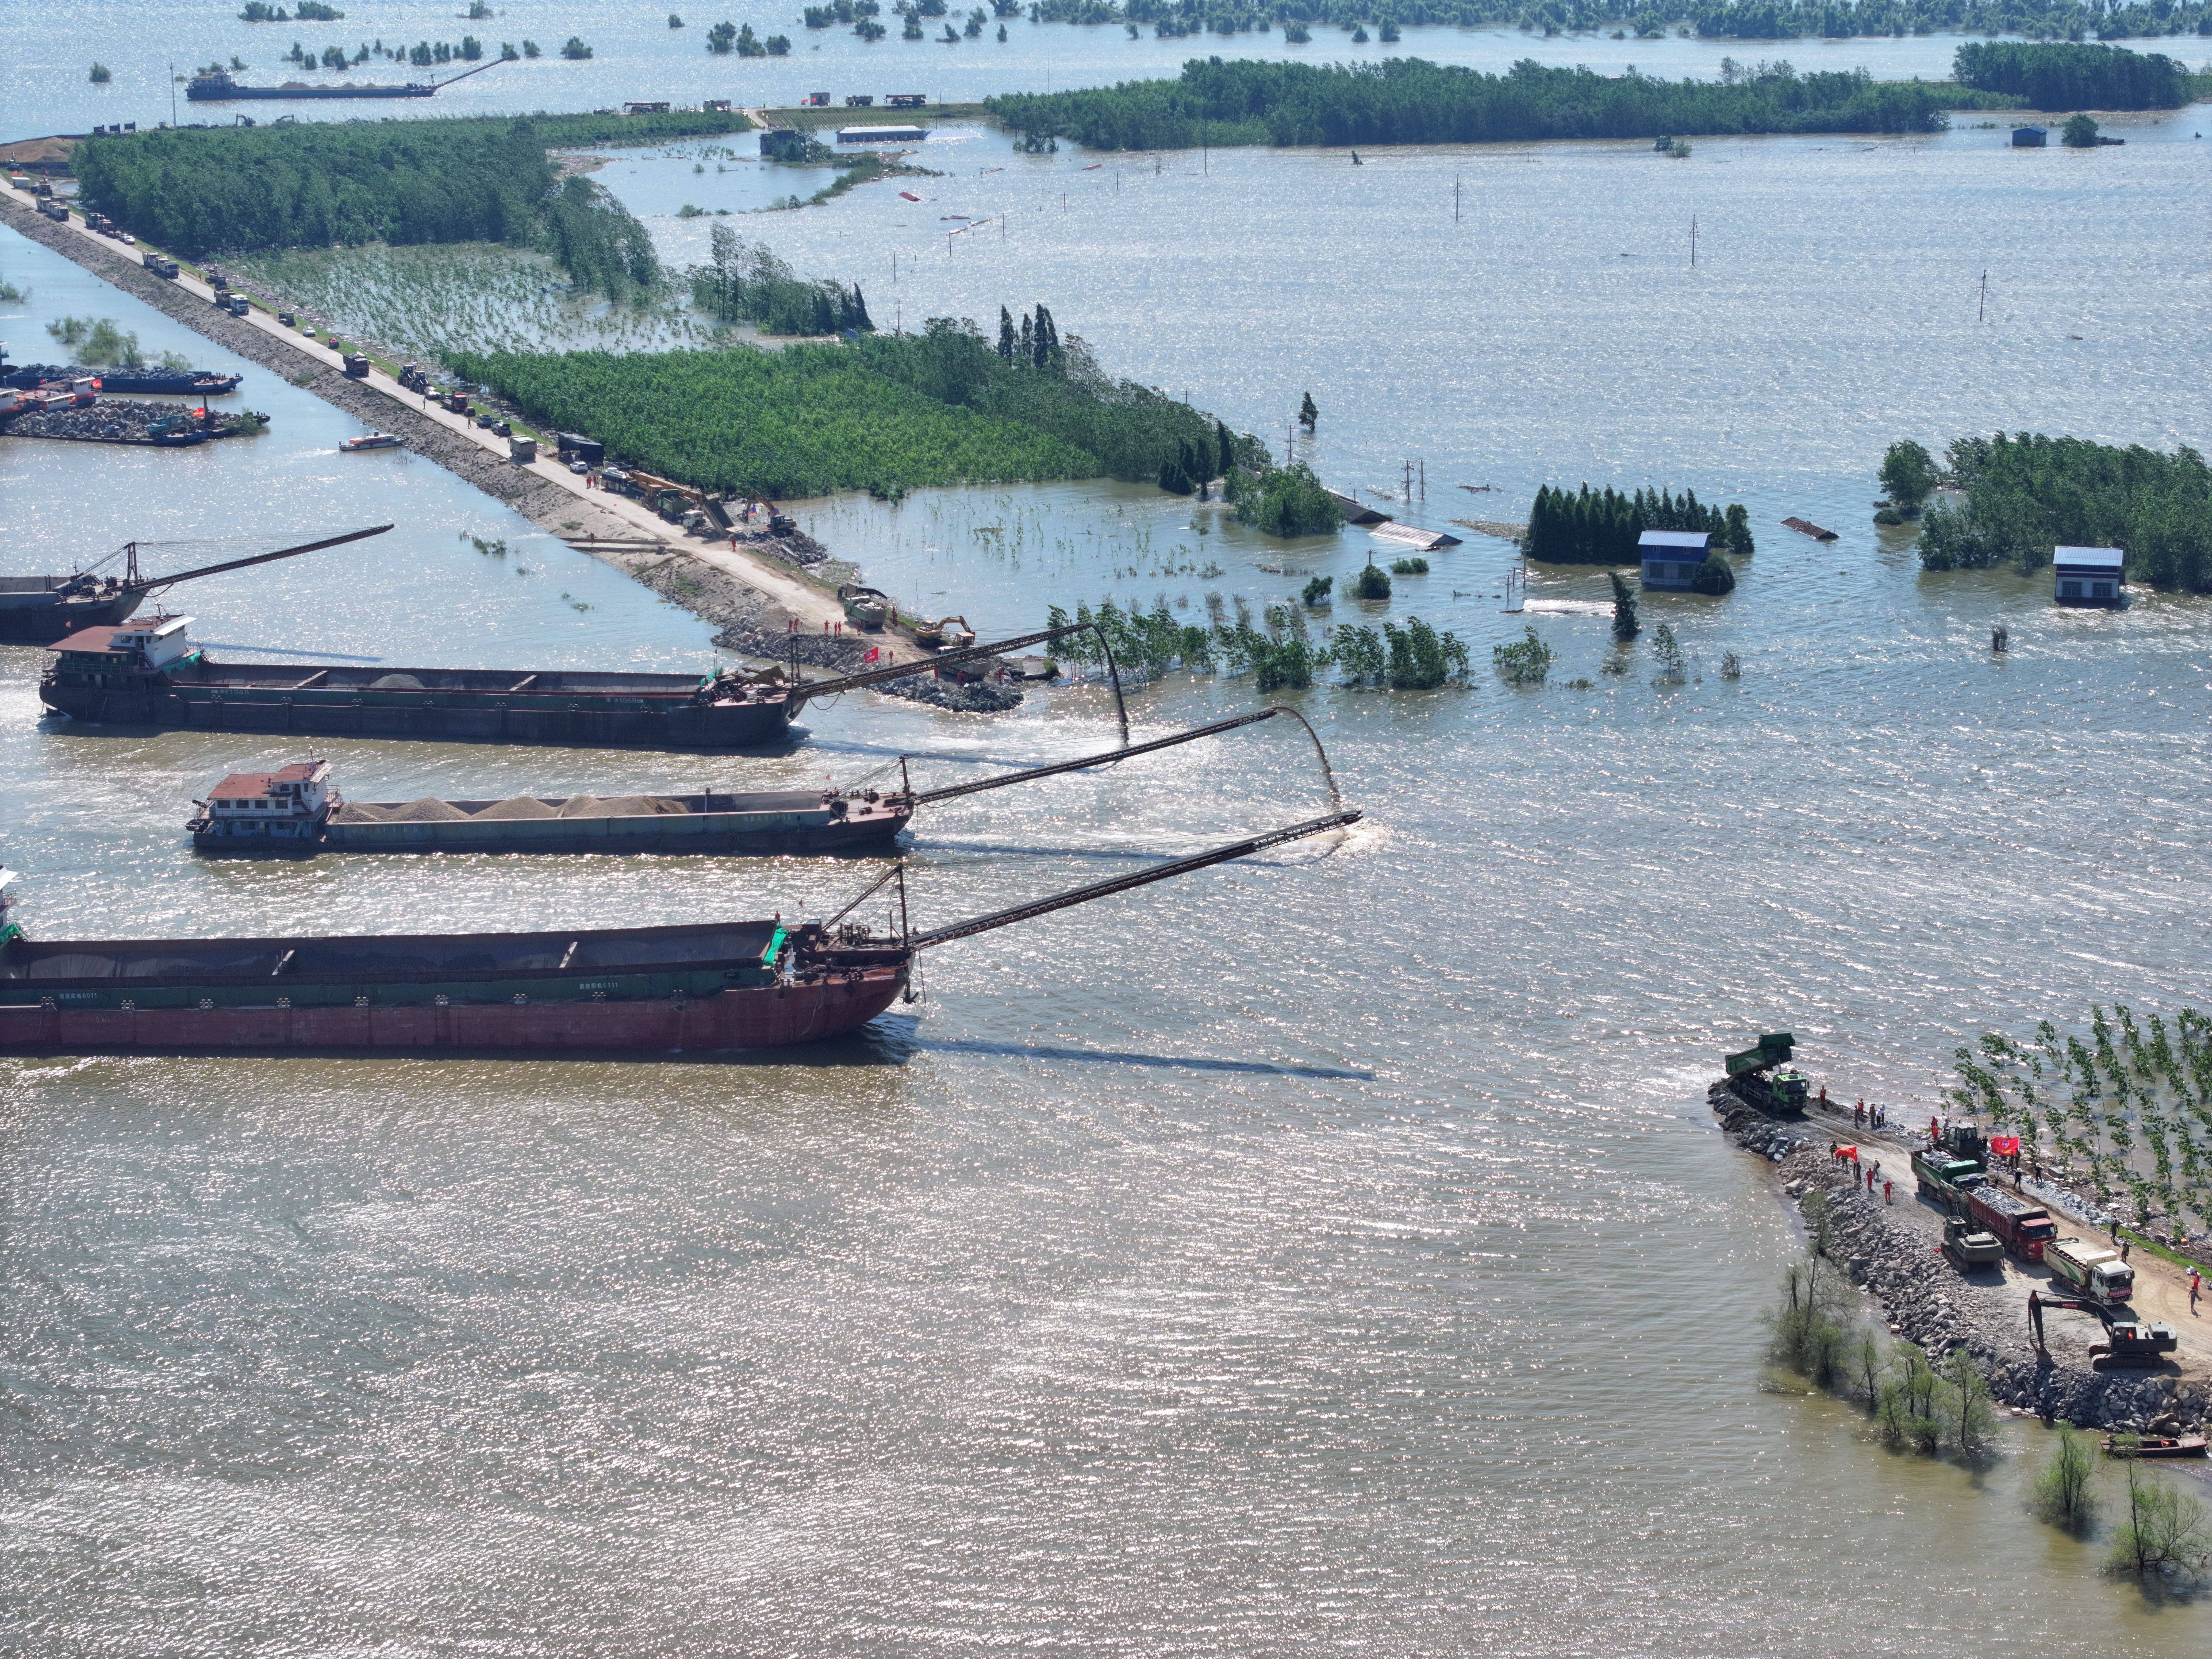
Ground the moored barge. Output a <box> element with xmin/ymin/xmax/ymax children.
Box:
<box><xmin>42</xmin><ymin>616</ymin><xmax>1112</xmax><ymax>752</ymax></box>
<box><xmin>188</xmin><ymin>760</ymin><xmax>910</xmax><ymax>856</ymax></box>
<box><xmin>184</xmin><ymin>710</ymin><xmax>1328</xmax><ymax>860</ymax></box>
<box><xmin>0</xmin><ymin>525</ymin><xmax>390</xmax><ymax>644</ymax></box>
<box><xmin>42</xmin><ymin>615</ymin><xmax>796</xmax><ymax>750</ymax></box>
<box><xmin>0</xmin><ymin>807</ymin><xmax>1358</xmax><ymax>1055</ymax></box>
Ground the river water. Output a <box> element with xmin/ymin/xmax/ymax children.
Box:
<box><xmin>6</xmin><ymin>12</ymin><xmax>2212</xmax><ymax>1653</ymax></box>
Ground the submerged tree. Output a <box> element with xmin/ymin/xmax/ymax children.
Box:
<box><xmin>1609</xmin><ymin>569</ymin><xmax>1640</xmax><ymax>640</ymax></box>
<box><xmin>1298</xmin><ymin>390</ymin><xmax>1317</xmax><ymax>432</ymax></box>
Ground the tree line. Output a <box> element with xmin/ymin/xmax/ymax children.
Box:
<box><xmin>1910</xmin><ymin>433</ymin><xmax>2212</xmax><ymax>592</ymax></box>
<box><xmin>1020</xmin><ymin>0</ymin><xmax>2212</xmax><ymax>42</ymax></box>
<box><xmin>986</xmin><ymin>55</ymin><xmax>1968</xmax><ymax>152</ymax></box>
<box><xmin>1044</xmin><ymin>594</ymin><xmax>1468</xmax><ymax>691</ymax></box>
<box><xmin>1953</xmin><ymin>40</ymin><xmax>2197</xmax><ymax>108</ymax></box>
<box><xmin>690</xmin><ymin>226</ymin><xmax>873</xmax><ymax>335</ymax></box>
<box><xmin>71</xmin><ymin>111</ymin><xmax>753</xmax><ymax>283</ymax></box>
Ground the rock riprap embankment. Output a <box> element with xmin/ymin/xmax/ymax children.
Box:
<box><xmin>1714</xmin><ymin>1084</ymin><xmax>2208</xmax><ymax>1434</ymax></box>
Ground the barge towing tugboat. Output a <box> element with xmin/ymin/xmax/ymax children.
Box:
<box><xmin>0</xmin><ymin>807</ymin><xmax>1359</xmax><ymax>1055</ymax></box>
<box><xmin>41</xmin><ymin>617</ymin><xmax>1123</xmax><ymax>753</ymax></box>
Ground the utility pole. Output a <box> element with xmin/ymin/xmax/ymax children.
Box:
<box><xmin>1978</xmin><ymin>269</ymin><xmax>1988</xmax><ymax>323</ymax></box>
<box><xmin>1419</xmin><ymin>458</ymin><xmax>1426</xmax><ymax>502</ymax></box>
<box><xmin>169</xmin><ymin>61</ymin><xmax>178</xmax><ymax>127</ymax></box>
<box><xmin>1403</xmin><ymin>458</ymin><xmax>1413</xmax><ymax>502</ymax></box>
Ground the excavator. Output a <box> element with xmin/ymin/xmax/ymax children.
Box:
<box><xmin>2028</xmin><ymin>1289</ymin><xmax>2179</xmax><ymax>1369</ymax></box>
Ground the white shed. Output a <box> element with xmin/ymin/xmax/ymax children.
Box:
<box><xmin>1639</xmin><ymin>530</ymin><xmax>1711</xmax><ymax>591</ymax></box>
<box><xmin>2053</xmin><ymin>546</ymin><xmax>2123</xmax><ymax>607</ymax></box>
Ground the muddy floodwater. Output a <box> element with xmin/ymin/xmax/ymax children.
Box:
<box><xmin>5</xmin><ymin>13</ymin><xmax>2212</xmax><ymax>1654</ymax></box>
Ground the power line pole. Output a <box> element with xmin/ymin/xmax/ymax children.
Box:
<box><xmin>1978</xmin><ymin>269</ymin><xmax>1989</xmax><ymax>323</ymax></box>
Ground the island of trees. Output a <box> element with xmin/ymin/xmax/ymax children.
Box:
<box><xmin>1911</xmin><ymin>434</ymin><xmax>2212</xmax><ymax>592</ymax></box>
<box><xmin>986</xmin><ymin>55</ymin><xmax>1985</xmax><ymax>151</ymax></box>
<box><xmin>1522</xmin><ymin>483</ymin><xmax>1753</xmax><ymax>564</ymax></box>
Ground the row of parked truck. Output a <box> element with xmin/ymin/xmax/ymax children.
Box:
<box><xmin>1912</xmin><ymin>1127</ymin><xmax>2137</xmax><ymax>1299</ymax></box>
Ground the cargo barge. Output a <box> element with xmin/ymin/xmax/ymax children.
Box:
<box><xmin>1</xmin><ymin>361</ymin><xmax>242</xmax><ymax>397</ymax></box>
<box><xmin>188</xmin><ymin>760</ymin><xmax>910</xmax><ymax>856</ymax></box>
<box><xmin>184</xmin><ymin>59</ymin><xmax>503</xmax><ymax>101</ymax></box>
<box><xmin>0</xmin><ymin>808</ymin><xmax>1358</xmax><ymax>1055</ymax></box>
<box><xmin>43</xmin><ymin>617</ymin><xmax>1114</xmax><ymax>753</ymax></box>
<box><xmin>42</xmin><ymin>616</ymin><xmax>796</xmax><ymax>750</ymax></box>
<box><xmin>0</xmin><ymin>525</ymin><xmax>389</xmax><ymax>645</ymax></box>
<box><xmin>183</xmin><ymin>710</ymin><xmax>1319</xmax><ymax>858</ymax></box>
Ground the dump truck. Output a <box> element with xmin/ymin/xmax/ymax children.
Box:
<box><xmin>1721</xmin><ymin>1033</ymin><xmax>1807</xmax><ymax>1116</ymax></box>
<box><xmin>1966</xmin><ymin>1185</ymin><xmax>2057</xmax><ymax>1263</ymax></box>
<box><xmin>1912</xmin><ymin>1146</ymin><xmax>1985</xmax><ymax>1207</ymax></box>
<box><xmin>2044</xmin><ymin>1237</ymin><xmax>2133</xmax><ymax>1303</ymax></box>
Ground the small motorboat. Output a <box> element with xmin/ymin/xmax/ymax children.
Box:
<box><xmin>838</xmin><ymin>583</ymin><xmax>891</xmax><ymax>631</ymax></box>
<box><xmin>913</xmin><ymin>614</ymin><xmax>974</xmax><ymax>650</ymax></box>
<box><xmin>2104</xmin><ymin>1434</ymin><xmax>2208</xmax><ymax>1459</ymax></box>
<box><xmin>341</xmin><ymin>433</ymin><xmax>401</xmax><ymax>453</ymax></box>
<box><xmin>898</xmin><ymin>190</ymin><xmax>922</xmax><ymax>203</ymax></box>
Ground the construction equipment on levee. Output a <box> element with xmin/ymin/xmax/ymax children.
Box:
<box><xmin>1721</xmin><ymin>1032</ymin><xmax>1808</xmax><ymax>1116</ymax></box>
<box><xmin>2027</xmin><ymin>1290</ymin><xmax>2179</xmax><ymax>1370</ymax></box>
<box><xmin>0</xmin><ymin>525</ymin><xmax>392</xmax><ymax>644</ymax></box>
<box><xmin>1940</xmin><ymin>1212</ymin><xmax>2005</xmax><ymax>1270</ymax></box>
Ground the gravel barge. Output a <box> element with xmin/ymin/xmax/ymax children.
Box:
<box><xmin>0</xmin><ymin>395</ymin><xmax>267</xmax><ymax>445</ymax></box>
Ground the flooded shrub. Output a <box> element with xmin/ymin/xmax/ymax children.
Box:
<box><xmin>1347</xmin><ymin>561</ymin><xmax>1390</xmax><ymax>600</ymax></box>
<box><xmin>1491</xmin><ymin>626</ymin><xmax>1554</xmax><ymax>687</ymax></box>
<box><xmin>2032</xmin><ymin>1425</ymin><xmax>2098</xmax><ymax>1532</ymax></box>
<box><xmin>1388</xmin><ymin>555</ymin><xmax>1428</xmax><ymax>575</ymax></box>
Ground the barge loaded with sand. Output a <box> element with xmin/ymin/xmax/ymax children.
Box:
<box><xmin>0</xmin><ymin>806</ymin><xmax>1359</xmax><ymax>1055</ymax></box>
<box><xmin>185</xmin><ymin>710</ymin><xmax>1321</xmax><ymax>858</ymax></box>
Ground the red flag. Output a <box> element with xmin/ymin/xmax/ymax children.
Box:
<box><xmin>1991</xmin><ymin>1135</ymin><xmax>2020</xmax><ymax>1156</ymax></box>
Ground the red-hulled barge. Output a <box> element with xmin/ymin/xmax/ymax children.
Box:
<box><xmin>0</xmin><ymin>809</ymin><xmax>1357</xmax><ymax>1056</ymax></box>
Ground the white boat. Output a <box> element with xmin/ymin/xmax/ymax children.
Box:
<box><xmin>340</xmin><ymin>433</ymin><xmax>401</xmax><ymax>452</ymax></box>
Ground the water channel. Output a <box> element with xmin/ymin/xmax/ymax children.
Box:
<box><xmin>4</xmin><ymin>10</ymin><xmax>2212</xmax><ymax>1652</ymax></box>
